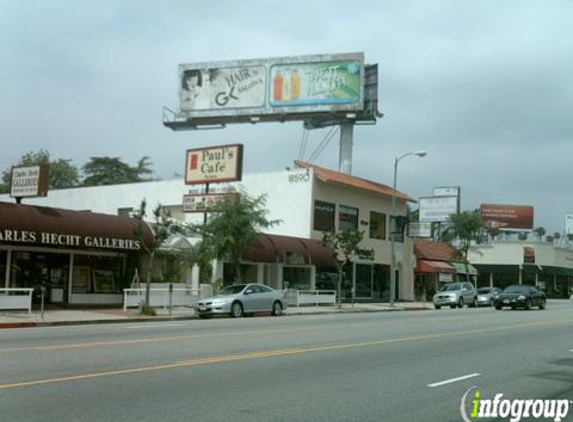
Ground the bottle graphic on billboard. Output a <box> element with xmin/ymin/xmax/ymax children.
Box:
<box><xmin>273</xmin><ymin>71</ymin><xmax>283</xmax><ymax>102</ymax></box>
<box><xmin>282</xmin><ymin>69</ymin><xmax>292</xmax><ymax>102</ymax></box>
<box><xmin>291</xmin><ymin>69</ymin><xmax>300</xmax><ymax>100</ymax></box>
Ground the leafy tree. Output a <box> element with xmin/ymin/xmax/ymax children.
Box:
<box><xmin>533</xmin><ymin>227</ymin><xmax>546</xmax><ymax>242</ymax></box>
<box><xmin>553</xmin><ymin>232</ymin><xmax>561</xmax><ymax>241</ymax></box>
<box><xmin>321</xmin><ymin>229</ymin><xmax>372</xmax><ymax>308</ymax></box>
<box><xmin>191</xmin><ymin>191</ymin><xmax>280</xmax><ymax>284</ymax></box>
<box><xmin>133</xmin><ymin>199</ymin><xmax>177</xmax><ymax>311</ymax></box>
<box><xmin>82</xmin><ymin>156</ymin><xmax>154</xmax><ymax>186</ymax></box>
<box><xmin>0</xmin><ymin>149</ymin><xmax>80</xmax><ymax>192</ymax></box>
<box><xmin>441</xmin><ymin>210</ymin><xmax>483</xmax><ymax>282</ymax></box>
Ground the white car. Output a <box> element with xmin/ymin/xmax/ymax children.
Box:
<box><xmin>433</xmin><ymin>282</ymin><xmax>477</xmax><ymax>309</ymax></box>
<box><xmin>196</xmin><ymin>284</ymin><xmax>285</xmax><ymax>318</ymax></box>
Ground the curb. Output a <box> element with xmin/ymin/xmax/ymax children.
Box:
<box><xmin>0</xmin><ymin>306</ymin><xmax>432</xmax><ymax>329</ymax></box>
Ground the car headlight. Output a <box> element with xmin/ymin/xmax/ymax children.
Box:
<box><xmin>517</xmin><ymin>295</ymin><xmax>526</xmax><ymax>300</ymax></box>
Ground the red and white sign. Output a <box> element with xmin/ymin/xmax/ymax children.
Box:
<box><xmin>185</xmin><ymin>144</ymin><xmax>243</xmax><ymax>185</ymax></box>
<box><xmin>480</xmin><ymin>204</ymin><xmax>534</xmax><ymax>230</ymax></box>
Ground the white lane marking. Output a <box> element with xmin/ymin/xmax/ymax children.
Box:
<box><xmin>125</xmin><ymin>323</ymin><xmax>186</xmax><ymax>329</ymax></box>
<box><xmin>427</xmin><ymin>373</ymin><xmax>481</xmax><ymax>388</ymax></box>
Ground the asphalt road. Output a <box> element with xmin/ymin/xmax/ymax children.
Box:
<box><xmin>1</xmin><ymin>301</ymin><xmax>572</xmax><ymax>422</ymax></box>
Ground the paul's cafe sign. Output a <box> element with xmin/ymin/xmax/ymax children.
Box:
<box><xmin>185</xmin><ymin>144</ymin><xmax>243</xmax><ymax>185</ymax></box>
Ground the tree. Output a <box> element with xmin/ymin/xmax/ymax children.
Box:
<box><xmin>553</xmin><ymin>232</ymin><xmax>561</xmax><ymax>242</ymax></box>
<box><xmin>133</xmin><ymin>199</ymin><xmax>177</xmax><ymax>312</ymax></box>
<box><xmin>441</xmin><ymin>210</ymin><xmax>483</xmax><ymax>282</ymax></box>
<box><xmin>533</xmin><ymin>227</ymin><xmax>546</xmax><ymax>242</ymax></box>
<box><xmin>82</xmin><ymin>156</ymin><xmax>154</xmax><ymax>186</ymax></box>
<box><xmin>518</xmin><ymin>231</ymin><xmax>529</xmax><ymax>241</ymax></box>
<box><xmin>0</xmin><ymin>149</ymin><xmax>80</xmax><ymax>192</ymax></box>
<box><xmin>191</xmin><ymin>191</ymin><xmax>280</xmax><ymax>284</ymax></box>
<box><xmin>321</xmin><ymin>229</ymin><xmax>372</xmax><ymax>308</ymax></box>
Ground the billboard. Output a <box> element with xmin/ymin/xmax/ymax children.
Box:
<box><xmin>433</xmin><ymin>186</ymin><xmax>460</xmax><ymax>198</ymax></box>
<box><xmin>419</xmin><ymin>196</ymin><xmax>458</xmax><ymax>223</ymax></box>
<box><xmin>185</xmin><ymin>144</ymin><xmax>243</xmax><ymax>185</ymax></box>
<box><xmin>480</xmin><ymin>204</ymin><xmax>534</xmax><ymax>230</ymax></box>
<box><xmin>182</xmin><ymin>193</ymin><xmax>226</xmax><ymax>213</ymax></box>
<box><xmin>177</xmin><ymin>52</ymin><xmax>364</xmax><ymax>121</ymax></box>
<box><xmin>409</xmin><ymin>222</ymin><xmax>432</xmax><ymax>238</ymax></box>
<box><xmin>566</xmin><ymin>214</ymin><xmax>573</xmax><ymax>235</ymax></box>
<box><xmin>10</xmin><ymin>165</ymin><xmax>49</xmax><ymax>199</ymax></box>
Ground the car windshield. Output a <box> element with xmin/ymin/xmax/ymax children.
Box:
<box><xmin>218</xmin><ymin>285</ymin><xmax>247</xmax><ymax>295</ymax></box>
<box><xmin>504</xmin><ymin>285</ymin><xmax>529</xmax><ymax>294</ymax></box>
<box><xmin>477</xmin><ymin>288</ymin><xmax>492</xmax><ymax>294</ymax></box>
<box><xmin>439</xmin><ymin>283</ymin><xmax>461</xmax><ymax>292</ymax></box>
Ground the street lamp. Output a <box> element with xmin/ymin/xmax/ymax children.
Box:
<box><xmin>390</xmin><ymin>150</ymin><xmax>427</xmax><ymax>306</ymax></box>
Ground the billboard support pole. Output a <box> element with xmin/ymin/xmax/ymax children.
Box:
<box><xmin>339</xmin><ymin>122</ymin><xmax>354</xmax><ymax>175</ymax></box>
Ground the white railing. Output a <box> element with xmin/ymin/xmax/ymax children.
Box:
<box><xmin>0</xmin><ymin>288</ymin><xmax>34</xmax><ymax>314</ymax></box>
<box><xmin>123</xmin><ymin>285</ymin><xmax>211</xmax><ymax>310</ymax></box>
<box><xmin>286</xmin><ymin>289</ymin><xmax>337</xmax><ymax>307</ymax></box>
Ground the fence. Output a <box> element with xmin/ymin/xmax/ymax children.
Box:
<box><xmin>123</xmin><ymin>284</ymin><xmax>212</xmax><ymax>310</ymax></box>
<box><xmin>0</xmin><ymin>288</ymin><xmax>34</xmax><ymax>314</ymax></box>
<box><xmin>286</xmin><ymin>289</ymin><xmax>337</xmax><ymax>307</ymax></box>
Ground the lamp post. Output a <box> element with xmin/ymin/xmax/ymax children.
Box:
<box><xmin>390</xmin><ymin>150</ymin><xmax>427</xmax><ymax>306</ymax></box>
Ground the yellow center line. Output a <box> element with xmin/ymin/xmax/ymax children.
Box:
<box><xmin>1</xmin><ymin>318</ymin><xmax>571</xmax><ymax>391</ymax></box>
<box><xmin>0</xmin><ymin>315</ymin><xmax>469</xmax><ymax>353</ymax></box>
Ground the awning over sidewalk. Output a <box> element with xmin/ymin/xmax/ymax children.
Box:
<box><xmin>415</xmin><ymin>260</ymin><xmax>457</xmax><ymax>274</ymax></box>
<box><xmin>449</xmin><ymin>262</ymin><xmax>478</xmax><ymax>275</ymax></box>
<box><xmin>0</xmin><ymin>202</ymin><xmax>153</xmax><ymax>251</ymax></box>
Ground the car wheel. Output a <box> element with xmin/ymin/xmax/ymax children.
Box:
<box><xmin>272</xmin><ymin>301</ymin><xmax>283</xmax><ymax>316</ymax></box>
<box><xmin>471</xmin><ymin>297</ymin><xmax>477</xmax><ymax>308</ymax></box>
<box><xmin>230</xmin><ymin>301</ymin><xmax>243</xmax><ymax>318</ymax></box>
<box><xmin>434</xmin><ymin>305</ymin><xmax>441</xmax><ymax>310</ymax></box>
<box><xmin>525</xmin><ymin>299</ymin><xmax>531</xmax><ymax>311</ymax></box>
<box><xmin>539</xmin><ymin>299</ymin><xmax>546</xmax><ymax>310</ymax></box>
<box><xmin>458</xmin><ymin>298</ymin><xmax>464</xmax><ymax>308</ymax></box>
<box><xmin>495</xmin><ymin>304</ymin><xmax>502</xmax><ymax>310</ymax></box>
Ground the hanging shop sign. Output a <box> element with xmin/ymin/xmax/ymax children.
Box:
<box><xmin>185</xmin><ymin>144</ymin><xmax>243</xmax><ymax>185</ymax></box>
<box><xmin>10</xmin><ymin>165</ymin><xmax>49</xmax><ymax>199</ymax></box>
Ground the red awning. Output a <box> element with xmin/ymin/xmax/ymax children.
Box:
<box><xmin>415</xmin><ymin>260</ymin><xmax>456</xmax><ymax>274</ymax></box>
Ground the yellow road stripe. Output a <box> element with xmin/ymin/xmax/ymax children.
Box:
<box><xmin>1</xmin><ymin>318</ymin><xmax>571</xmax><ymax>391</ymax></box>
<box><xmin>0</xmin><ymin>315</ymin><xmax>469</xmax><ymax>353</ymax></box>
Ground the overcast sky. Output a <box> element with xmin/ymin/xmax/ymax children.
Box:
<box><xmin>1</xmin><ymin>0</ymin><xmax>571</xmax><ymax>233</ymax></box>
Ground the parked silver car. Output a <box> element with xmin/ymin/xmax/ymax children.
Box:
<box><xmin>196</xmin><ymin>283</ymin><xmax>285</xmax><ymax>318</ymax></box>
<box><xmin>476</xmin><ymin>287</ymin><xmax>502</xmax><ymax>306</ymax></box>
<box><xmin>433</xmin><ymin>282</ymin><xmax>477</xmax><ymax>309</ymax></box>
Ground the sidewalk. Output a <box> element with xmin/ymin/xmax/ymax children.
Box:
<box><xmin>0</xmin><ymin>302</ymin><xmax>433</xmax><ymax>329</ymax></box>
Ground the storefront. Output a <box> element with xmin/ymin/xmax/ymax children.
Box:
<box><xmin>0</xmin><ymin>202</ymin><xmax>152</xmax><ymax>305</ymax></box>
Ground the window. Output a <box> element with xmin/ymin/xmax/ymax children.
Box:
<box><xmin>369</xmin><ymin>211</ymin><xmax>387</xmax><ymax>240</ymax></box>
<box><xmin>339</xmin><ymin>205</ymin><xmax>359</xmax><ymax>232</ymax></box>
<box><xmin>117</xmin><ymin>207</ymin><xmax>133</xmax><ymax>218</ymax></box>
<box><xmin>390</xmin><ymin>216</ymin><xmax>406</xmax><ymax>243</ymax></box>
<box><xmin>314</xmin><ymin>200</ymin><xmax>335</xmax><ymax>232</ymax></box>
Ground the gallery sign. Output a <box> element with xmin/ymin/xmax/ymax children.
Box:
<box><xmin>185</xmin><ymin>144</ymin><xmax>243</xmax><ymax>185</ymax></box>
<box><xmin>480</xmin><ymin>204</ymin><xmax>534</xmax><ymax>230</ymax></box>
<box><xmin>10</xmin><ymin>165</ymin><xmax>49</xmax><ymax>199</ymax></box>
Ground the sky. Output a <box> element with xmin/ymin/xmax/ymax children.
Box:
<box><xmin>1</xmin><ymin>0</ymin><xmax>572</xmax><ymax>233</ymax></box>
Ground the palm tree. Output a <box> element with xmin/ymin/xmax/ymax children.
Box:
<box><xmin>533</xmin><ymin>227</ymin><xmax>546</xmax><ymax>242</ymax></box>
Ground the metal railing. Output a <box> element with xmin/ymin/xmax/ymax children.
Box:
<box><xmin>286</xmin><ymin>289</ymin><xmax>337</xmax><ymax>307</ymax></box>
<box><xmin>0</xmin><ymin>288</ymin><xmax>34</xmax><ymax>314</ymax></box>
<box><xmin>123</xmin><ymin>285</ymin><xmax>211</xmax><ymax>311</ymax></box>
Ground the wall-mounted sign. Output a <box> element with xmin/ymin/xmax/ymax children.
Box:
<box><xmin>182</xmin><ymin>193</ymin><xmax>227</xmax><ymax>213</ymax></box>
<box><xmin>178</xmin><ymin>52</ymin><xmax>364</xmax><ymax>120</ymax></box>
<box><xmin>419</xmin><ymin>196</ymin><xmax>458</xmax><ymax>223</ymax></box>
<box><xmin>480</xmin><ymin>204</ymin><xmax>534</xmax><ymax>230</ymax></box>
<box><xmin>10</xmin><ymin>165</ymin><xmax>49</xmax><ymax>199</ymax></box>
<box><xmin>185</xmin><ymin>144</ymin><xmax>243</xmax><ymax>185</ymax></box>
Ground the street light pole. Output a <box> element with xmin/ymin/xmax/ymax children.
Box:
<box><xmin>389</xmin><ymin>150</ymin><xmax>427</xmax><ymax>306</ymax></box>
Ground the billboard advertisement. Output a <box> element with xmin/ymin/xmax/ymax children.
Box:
<box><xmin>433</xmin><ymin>186</ymin><xmax>460</xmax><ymax>198</ymax></box>
<box><xmin>182</xmin><ymin>193</ymin><xmax>227</xmax><ymax>213</ymax></box>
<box><xmin>419</xmin><ymin>196</ymin><xmax>458</xmax><ymax>223</ymax></box>
<box><xmin>10</xmin><ymin>165</ymin><xmax>49</xmax><ymax>199</ymax></box>
<box><xmin>409</xmin><ymin>222</ymin><xmax>432</xmax><ymax>238</ymax></box>
<box><xmin>185</xmin><ymin>144</ymin><xmax>243</xmax><ymax>185</ymax></box>
<box><xmin>480</xmin><ymin>204</ymin><xmax>534</xmax><ymax>230</ymax></box>
<box><xmin>178</xmin><ymin>52</ymin><xmax>364</xmax><ymax>120</ymax></box>
<box><xmin>566</xmin><ymin>214</ymin><xmax>573</xmax><ymax>235</ymax></box>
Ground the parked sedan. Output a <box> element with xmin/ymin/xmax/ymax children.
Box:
<box><xmin>493</xmin><ymin>285</ymin><xmax>546</xmax><ymax>310</ymax></box>
<box><xmin>196</xmin><ymin>283</ymin><xmax>285</xmax><ymax>318</ymax></box>
<box><xmin>433</xmin><ymin>282</ymin><xmax>477</xmax><ymax>309</ymax></box>
<box><xmin>476</xmin><ymin>287</ymin><xmax>502</xmax><ymax>306</ymax></box>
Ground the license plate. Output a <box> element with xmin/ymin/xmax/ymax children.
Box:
<box><xmin>198</xmin><ymin>307</ymin><xmax>207</xmax><ymax>311</ymax></box>
<box><xmin>503</xmin><ymin>299</ymin><xmax>509</xmax><ymax>304</ymax></box>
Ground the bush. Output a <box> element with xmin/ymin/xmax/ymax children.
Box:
<box><xmin>139</xmin><ymin>303</ymin><xmax>156</xmax><ymax>316</ymax></box>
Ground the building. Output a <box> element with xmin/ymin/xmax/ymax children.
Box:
<box><xmin>1</xmin><ymin>161</ymin><xmax>418</xmax><ymax>303</ymax></box>
<box><xmin>468</xmin><ymin>241</ymin><xmax>573</xmax><ymax>298</ymax></box>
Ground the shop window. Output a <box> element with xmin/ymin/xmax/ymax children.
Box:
<box><xmin>339</xmin><ymin>205</ymin><xmax>359</xmax><ymax>232</ymax></box>
<box><xmin>117</xmin><ymin>207</ymin><xmax>134</xmax><ymax>218</ymax></box>
<box><xmin>0</xmin><ymin>250</ymin><xmax>6</xmax><ymax>286</ymax></box>
<box><xmin>283</xmin><ymin>266</ymin><xmax>311</xmax><ymax>290</ymax></box>
<box><xmin>72</xmin><ymin>255</ymin><xmax>123</xmax><ymax>294</ymax></box>
<box><xmin>355</xmin><ymin>264</ymin><xmax>373</xmax><ymax>298</ymax></box>
<box><xmin>369</xmin><ymin>211</ymin><xmax>387</xmax><ymax>240</ymax></box>
<box><xmin>223</xmin><ymin>263</ymin><xmax>258</xmax><ymax>285</ymax></box>
<box><xmin>314</xmin><ymin>200</ymin><xmax>335</xmax><ymax>232</ymax></box>
<box><xmin>390</xmin><ymin>216</ymin><xmax>406</xmax><ymax>243</ymax></box>
<box><xmin>373</xmin><ymin>264</ymin><xmax>390</xmax><ymax>301</ymax></box>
